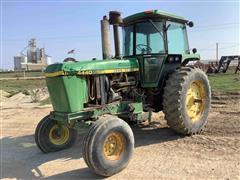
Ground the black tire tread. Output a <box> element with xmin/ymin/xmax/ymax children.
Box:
<box><xmin>163</xmin><ymin>67</ymin><xmax>211</xmax><ymax>135</ymax></box>
<box><xmin>82</xmin><ymin>115</ymin><xmax>134</xmax><ymax>177</ymax></box>
<box><xmin>35</xmin><ymin>116</ymin><xmax>77</xmax><ymax>153</ymax></box>
<box><xmin>35</xmin><ymin>115</ymin><xmax>50</xmax><ymax>153</ymax></box>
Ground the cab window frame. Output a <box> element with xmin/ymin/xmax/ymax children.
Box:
<box><xmin>135</xmin><ymin>21</ymin><xmax>166</xmax><ymax>55</ymax></box>
<box><xmin>122</xmin><ymin>19</ymin><xmax>167</xmax><ymax>57</ymax></box>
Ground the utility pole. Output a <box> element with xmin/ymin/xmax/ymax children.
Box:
<box><xmin>216</xmin><ymin>42</ymin><xmax>219</xmax><ymax>61</ymax></box>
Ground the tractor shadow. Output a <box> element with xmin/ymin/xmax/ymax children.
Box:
<box><xmin>133</xmin><ymin>121</ymin><xmax>183</xmax><ymax>147</ymax></box>
<box><xmin>1</xmin><ymin>121</ymin><xmax>182</xmax><ymax>180</ymax></box>
<box><xmin>1</xmin><ymin>131</ymin><xmax>89</xmax><ymax>179</ymax></box>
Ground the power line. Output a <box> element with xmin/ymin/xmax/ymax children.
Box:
<box><xmin>198</xmin><ymin>44</ymin><xmax>239</xmax><ymax>51</ymax></box>
<box><xmin>218</xmin><ymin>42</ymin><xmax>240</xmax><ymax>44</ymax></box>
<box><xmin>189</xmin><ymin>22</ymin><xmax>239</xmax><ymax>33</ymax></box>
<box><xmin>219</xmin><ymin>45</ymin><xmax>240</xmax><ymax>50</ymax></box>
<box><xmin>195</xmin><ymin>22</ymin><xmax>239</xmax><ymax>28</ymax></box>
<box><xmin>190</xmin><ymin>26</ymin><xmax>239</xmax><ymax>32</ymax></box>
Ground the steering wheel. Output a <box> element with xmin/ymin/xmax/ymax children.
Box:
<box><xmin>136</xmin><ymin>44</ymin><xmax>152</xmax><ymax>54</ymax></box>
<box><xmin>63</xmin><ymin>57</ymin><xmax>78</xmax><ymax>62</ymax></box>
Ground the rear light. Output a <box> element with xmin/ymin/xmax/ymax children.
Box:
<box><xmin>144</xmin><ymin>10</ymin><xmax>154</xmax><ymax>14</ymax></box>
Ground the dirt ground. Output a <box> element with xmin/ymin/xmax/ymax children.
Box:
<box><xmin>1</xmin><ymin>92</ymin><xmax>240</xmax><ymax>180</ymax></box>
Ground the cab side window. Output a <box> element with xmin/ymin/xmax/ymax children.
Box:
<box><xmin>166</xmin><ymin>21</ymin><xmax>189</xmax><ymax>54</ymax></box>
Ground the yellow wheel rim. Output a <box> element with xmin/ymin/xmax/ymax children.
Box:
<box><xmin>186</xmin><ymin>80</ymin><xmax>206</xmax><ymax>122</ymax></box>
<box><xmin>49</xmin><ymin>125</ymin><xmax>69</xmax><ymax>145</ymax></box>
<box><xmin>103</xmin><ymin>132</ymin><xmax>125</xmax><ymax>161</ymax></box>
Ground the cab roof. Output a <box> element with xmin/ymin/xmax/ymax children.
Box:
<box><xmin>123</xmin><ymin>10</ymin><xmax>188</xmax><ymax>24</ymax></box>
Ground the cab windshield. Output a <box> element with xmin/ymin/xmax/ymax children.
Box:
<box><xmin>123</xmin><ymin>21</ymin><xmax>165</xmax><ymax>56</ymax></box>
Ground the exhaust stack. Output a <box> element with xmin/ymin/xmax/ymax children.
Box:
<box><xmin>101</xmin><ymin>16</ymin><xmax>111</xmax><ymax>59</ymax></box>
<box><xmin>109</xmin><ymin>11</ymin><xmax>123</xmax><ymax>59</ymax></box>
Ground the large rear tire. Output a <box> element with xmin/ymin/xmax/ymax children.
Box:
<box><xmin>163</xmin><ymin>67</ymin><xmax>211</xmax><ymax>135</ymax></box>
<box><xmin>35</xmin><ymin>115</ymin><xmax>77</xmax><ymax>153</ymax></box>
<box><xmin>82</xmin><ymin>115</ymin><xmax>134</xmax><ymax>177</ymax></box>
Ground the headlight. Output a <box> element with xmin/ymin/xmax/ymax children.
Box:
<box><xmin>169</xmin><ymin>56</ymin><xmax>174</xmax><ymax>63</ymax></box>
<box><xmin>167</xmin><ymin>55</ymin><xmax>181</xmax><ymax>63</ymax></box>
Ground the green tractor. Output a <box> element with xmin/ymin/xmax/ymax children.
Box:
<box><xmin>35</xmin><ymin>10</ymin><xmax>211</xmax><ymax>176</ymax></box>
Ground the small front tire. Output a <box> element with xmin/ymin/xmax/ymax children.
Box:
<box><xmin>35</xmin><ymin>115</ymin><xmax>77</xmax><ymax>153</ymax></box>
<box><xmin>82</xmin><ymin>115</ymin><xmax>134</xmax><ymax>177</ymax></box>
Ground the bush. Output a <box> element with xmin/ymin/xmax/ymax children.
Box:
<box><xmin>30</xmin><ymin>90</ymin><xmax>41</xmax><ymax>103</ymax></box>
<box><xmin>22</xmin><ymin>89</ymin><xmax>30</xmax><ymax>95</ymax></box>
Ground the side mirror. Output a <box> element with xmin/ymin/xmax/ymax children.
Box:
<box><xmin>192</xmin><ymin>48</ymin><xmax>197</xmax><ymax>54</ymax></box>
<box><xmin>187</xmin><ymin>21</ymin><xmax>194</xmax><ymax>27</ymax></box>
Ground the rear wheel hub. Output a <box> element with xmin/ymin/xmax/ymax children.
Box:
<box><xmin>186</xmin><ymin>80</ymin><xmax>206</xmax><ymax>122</ymax></box>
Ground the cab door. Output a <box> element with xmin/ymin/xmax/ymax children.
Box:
<box><xmin>143</xmin><ymin>55</ymin><xmax>165</xmax><ymax>83</ymax></box>
<box><xmin>135</xmin><ymin>21</ymin><xmax>166</xmax><ymax>87</ymax></box>
<box><xmin>136</xmin><ymin>55</ymin><xmax>165</xmax><ymax>87</ymax></box>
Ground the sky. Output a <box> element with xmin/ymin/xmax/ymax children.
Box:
<box><xmin>1</xmin><ymin>0</ymin><xmax>240</xmax><ymax>69</ymax></box>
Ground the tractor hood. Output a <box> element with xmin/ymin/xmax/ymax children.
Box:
<box><xmin>45</xmin><ymin>58</ymin><xmax>139</xmax><ymax>77</ymax></box>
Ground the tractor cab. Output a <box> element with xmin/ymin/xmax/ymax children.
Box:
<box><xmin>122</xmin><ymin>10</ymin><xmax>193</xmax><ymax>87</ymax></box>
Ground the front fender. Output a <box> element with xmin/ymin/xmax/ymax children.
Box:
<box><xmin>181</xmin><ymin>54</ymin><xmax>200</xmax><ymax>66</ymax></box>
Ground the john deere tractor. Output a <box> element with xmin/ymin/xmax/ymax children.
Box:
<box><xmin>35</xmin><ymin>10</ymin><xmax>211</xmax><ymax>176</ymax></box>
